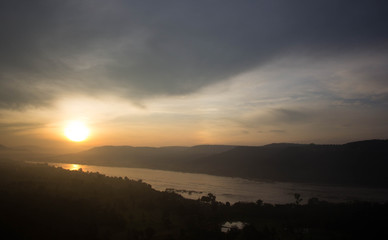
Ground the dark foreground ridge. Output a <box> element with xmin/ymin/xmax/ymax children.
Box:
<box><xmin>49</xmin><ymin>139</ymin><xmax>388</xmax><ymax>187</ymax></box>
<box><xmin>1</xmin><ymin>159</ymin><xmax>387</xmax><ymax>240</ymax></box>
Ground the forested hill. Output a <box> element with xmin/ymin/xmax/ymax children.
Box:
<box><xmin>2</xmin><ymin>159</ymin><xmax>388</xmax><ymax>239</ymax></box>
<box><xmin>186</xmin><ymin>140</ymin><xmax>388</xmax><ymax>187</ymax></box>
<box><xmin>48</xmin><ymin>140</ymin><xmax>388</xmax><ymax>187</ymax></box>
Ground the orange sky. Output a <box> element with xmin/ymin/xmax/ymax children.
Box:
<box><xmin>0</xmin><ymin>1</ymin><xmax>387</xmax><ymax>153</ymax></box>
<box><xmin>1</xmin><ymin>60</ymin><xmax>387</xmax><ymax>154</ymax></box>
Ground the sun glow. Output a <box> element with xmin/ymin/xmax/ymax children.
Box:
<box><xmin>69</xmin><ymin>164</ymin><xmax>82</xmax><ymax>171</ymax></box>
<box><xmin>64</xmin><ymin>121</ymin><xmax>90</xmax><ymax>142</ymax></box>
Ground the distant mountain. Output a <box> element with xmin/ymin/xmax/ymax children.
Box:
<box><xmin>185</xmin><ymin>139</ymin><xmax>388</xmax><ymax>187</ymax></box>
<box><xmin>0</xmin><ymin>144</ymin><xmax>9</xmax><ymax>151</ymax></box>
<box><xmin>0</xmin><ymin>144</ymin><xmax>58</xmax><ymax>161</ymax></box>
<box><xmin>0</xmin><ymin>144</ymin><xmax>39</xmax><ymax>151</ymax></box>
<box><xmin>49</xmin><ymin>145</ymin><xmax>236</xmax><ymax>170</ymax></box>
<box><xmin>47</xmin><ymin>140</ymin><xmax>388</xmax><ymax>187</ymax></box>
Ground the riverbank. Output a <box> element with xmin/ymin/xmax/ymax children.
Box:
<box><xmin>1</xmin><ymin>159</ymin><xmax>387</xmax><ymax>239</ymax></box>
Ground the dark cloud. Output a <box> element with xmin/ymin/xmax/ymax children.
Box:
<box><xmin>0</xmin><ymin>122</ymin><xmax>44</xmax><ymax>133</ymax></box>
<box><xmin>234</xmin><ymin>108</ymin><xmax>314</xmax><ymax>129</ymax></box>
<box><xmin>1</xmin><ymin>0</ymin><xmax>388</xmax><ymax>108</ymax></box>
<box><xmin>0</xmin><ymin>77</ymin><xmax>56</xmax><ymax>108</ymax></box>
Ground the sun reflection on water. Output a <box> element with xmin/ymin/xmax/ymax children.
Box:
<box><xmin>69</xmin><ymin>164</ymin><xmax>81</xmax><ymax>171</ymax></box>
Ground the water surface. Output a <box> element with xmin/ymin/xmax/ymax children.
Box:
<box><xmin>48</xmin><ymin>163</ymin><xmax>388</xmax><ymax>204</ymax></box>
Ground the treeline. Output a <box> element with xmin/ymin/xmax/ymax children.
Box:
<box><xmin>0</xmin><ymin>159</ymin><xmax>387</xmax><ymax>239</ymax></box>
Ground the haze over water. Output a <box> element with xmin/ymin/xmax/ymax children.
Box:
<box><xmin>51</xmin><ymin>163</ymin><xmax>388</xmax><ymax>204</ymax></box>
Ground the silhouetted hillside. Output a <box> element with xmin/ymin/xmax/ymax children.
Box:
<box><xmin>186</xmin><ymin>140</ymin><xmax>388</xmax><ymax>187</ymax></box>
<box><xmin>1</xmin><ymin>159</ymin><xmax>388</xmax><ymax>239</ymax></box>
<box><xmin>0</xmin><ymin>144</ymin><xmax>10</xmax><ymax>150</ymax></box>
<box><xmin>47</xmin><ymin>140</ymin><xmax>388</xmax><ymax>187</ymax></box>
<box><xmin>49</xmin><ymin>145</ymin><xmax>235</xmax><ymax>170</ymax></box>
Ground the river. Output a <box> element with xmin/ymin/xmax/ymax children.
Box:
<box><xmin>47</xmin><ymin>162</ymin><xmax>388</xmax><ymax>204</ymax></box>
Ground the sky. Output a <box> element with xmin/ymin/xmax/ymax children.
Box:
<box><xmin>0</xmin><ymin>0</ymin><xmax>388</xmax><ymax>152</ymax></box>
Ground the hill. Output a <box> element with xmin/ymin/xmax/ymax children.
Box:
<box><xmin>1</xmin><ymin>159</ymin><xmax>388</xmax><ymax>239</ymax></box>
<box><xmin>186</xmin><ymin>140</ymin><xmax>388</xmax><ymax>187</ymax></box>
<box><xmin>47</xmin><ymin>140</ymin><xmax>388</xmax><ymax>187</ymax></box>
<box><xmin>0</xmin><ymin>144</ymin><xmax>10</xmax><ymax>150</ymax></box>
<box><xmin>49</xmin><ymin>145</ymin><xmax>235</xmax><ymax>170</ymax></box>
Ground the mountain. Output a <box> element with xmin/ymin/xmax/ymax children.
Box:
<box><xmin>185</xmin><ymin>140</ymin><xmax>388</xmax><ymax>187</ymax></box>
<box><xmin>0</xmin><ymin>144</ymin><xmax>10</xmax><ymax>151</ymax></box>
<box><xmin>49</xmin><ymin>145</ymin><xmax>236</xmax><ymax>170</ymax></box>
<box><xmin>47</xmin><ymin>140</ymin><xmax>388</xmax><ymax>187</ymax></box>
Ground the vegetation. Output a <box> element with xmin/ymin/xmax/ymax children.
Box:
<box><xmin>48</xmin><ymin>139</ymin><xmax>388</xmax><ymax>187</ymax></box>
<box><xmin>1</xmin><ymin>159</ymin><xmax>387</xmax><ymax>239</ymax></box>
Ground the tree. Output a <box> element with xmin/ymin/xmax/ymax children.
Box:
<box><xmin>294</xmin><ymin>193</ymin><xmax>303</xmax><ymax>205</ymax></box>
<box><xmin>200</xmin><ymin>193</ymin><xmax>216</xmax><ymax>203</ymax></box>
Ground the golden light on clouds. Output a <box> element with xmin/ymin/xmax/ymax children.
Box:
<box><xmin>64</xmin><ymin>121</ymin><xmax>90</xmax><ymax>142</ymax></box>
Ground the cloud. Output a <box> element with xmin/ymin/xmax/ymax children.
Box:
<box><xmin>270</xmin><ymin>130</ymin><xmax>286</xmax><ymax>133</ymax></box>
<box><xmin>0</xmin><ymin>122</ymin><xmax>44</xmax><ymax>133</ymax></box>
<box><xmin>270</xmin><ymin>109</ymin><xmax>312</xmax><ymax>123</ymax></box>
<box><xmin>235</xmin><ymin>107</ymin><xmax>315</xmax><ymax>129</ymax></box>
<box><xmin>324</xmin><ymin>57</ymin><xmax>388</xmax><ymax>101</ymax></box>
<box><xmin>0</xmin><ymin>0</ymin><xmax>388</xmax><ymax>109</ymax></box>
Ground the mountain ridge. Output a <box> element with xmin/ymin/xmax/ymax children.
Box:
<box><xmin>46</xmin><ymin>139</ymin><xmax>388</xmax><ymax>187</ymax></box>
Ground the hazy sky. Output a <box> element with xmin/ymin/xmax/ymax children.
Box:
<box><xmin>1</xmin><ymin>0</ymin><xmax>388</xmax><ymax>151</ymax></box>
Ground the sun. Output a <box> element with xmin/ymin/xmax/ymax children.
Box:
<box><xmin>64</xmin><ymin>121</ymin><xmax>90</xmax><ymax>142</ymax></box>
